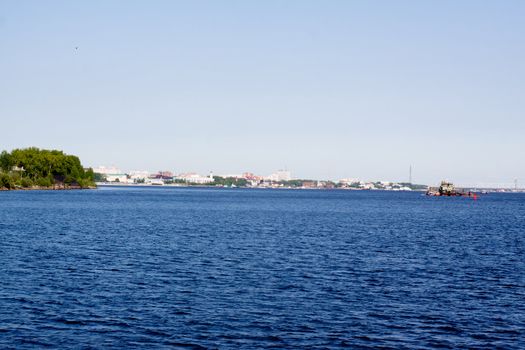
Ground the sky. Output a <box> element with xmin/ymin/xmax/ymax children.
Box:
<box><xmin>1</xmin><ymin>1</ymin><xmax>524</xmax><ymax>186</ymax></box>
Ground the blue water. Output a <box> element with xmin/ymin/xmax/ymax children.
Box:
<box><xmin>0</xmin><ymin>187</ymin><xmax>524</xmax><ymax>349</ymax></box>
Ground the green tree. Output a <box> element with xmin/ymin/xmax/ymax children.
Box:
<box><xmin>0</xmin><ymin>148</ymin><xmax>96</xmax><ymax>189</ymax></box>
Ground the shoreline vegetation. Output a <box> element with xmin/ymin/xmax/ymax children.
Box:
<box><xmin>0</xmin><ymin>148</ymin><xmax>96</xmax><ymax>191</ymax></box>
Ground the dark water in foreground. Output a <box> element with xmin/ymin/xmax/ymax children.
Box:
<box><xmin>0</xmin><ymin>187</ymin><xmax>524</xmax><ymax>349</ymax></box>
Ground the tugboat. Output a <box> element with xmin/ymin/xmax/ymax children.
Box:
<box><xmin>426</xmin><ymin>181</ymin><xmax>477</xmax><ymax>198</ymax></box>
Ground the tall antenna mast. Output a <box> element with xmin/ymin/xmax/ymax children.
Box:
<box><xmin>409</xmin><ymin>165</ymin><xmax>412</xmax><ymax>184</ymax></box>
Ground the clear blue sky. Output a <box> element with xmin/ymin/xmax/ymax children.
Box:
<box><xmin>1</xmin><ymin>1</ymin><xmax>524</xmax><ymax>186</ymax></box>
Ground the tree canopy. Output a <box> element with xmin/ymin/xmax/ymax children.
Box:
<box><xmin>0</xmin><ymin>148</ymin><xmax>95</xmax><ymax>189</ymax></box>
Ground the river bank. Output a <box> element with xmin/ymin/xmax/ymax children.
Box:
<box><xmin>0</xmin><ymin>185</ymin><xmax>97</xmax><ymax>191</ymax></box>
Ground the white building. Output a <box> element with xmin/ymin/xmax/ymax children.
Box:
<box><xmin>105</xmin><ymin>174</ymin><xmax>131</xmax><ymax>183</ymax></box>
<box><xmin>339</xmin><ymin>178</ymin><xmax>360</xmax><ymax>185</ymax></box>
<box><xmin>129</xmin><ymin>170</ymin><xmax>150</xmax><ymax>183</ymax></box>
<box><xmin>220</xmin><ymin>174</ymin><xmax>243</xmax><ymax>179</ymax></box>
<box><xmin>149</xmin><ymin>178</ymin><xmax>165</xmax><ymax>185</ymax></box>
<box><xmin>176</xmin><ymin>173</ymin><xmax>214</xmax><ymax>184</ymax></box>
<box><xmin>266</xmin><ymin>170</ymin><xmax>291</xmax><ymax>182</ymax></box>
<box><xmin>93</xmin><ymin>166</ymin><xmax>131</xmax><ymax>183</ymax></box>
<box><xmin>93</xmin><ymin>166</ymin><xmax>122</xmax><ymax>175</ymax></box>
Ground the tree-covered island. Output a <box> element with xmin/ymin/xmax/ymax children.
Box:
<box><xmin>0</xmin><ymin>148</ymin><xmax>95</xmax><ymax>190</ymax></box>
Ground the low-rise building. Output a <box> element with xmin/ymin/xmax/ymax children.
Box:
<box><xmin>176</xmin><ymin>172</ymin><xmax>214</xmax><ymax>184</ymax></box>
<box><xmin>93</xmin><ymin>166</ymin><xmax>122</xmax><ymax>175</ymax></box>
<box><xmin>129</xmin><ymin>170</ymin><xmax>150</xmax><ymax>183</ymax></box>
<box><xmin>266</xmin><ymin>170</ymin><xmax>291</xmax><ymax>182</ymax></box>
<box><xmin>105</xmin><ymin>174</ymin><xmax>130</xmax><ymax>183</ymax></box>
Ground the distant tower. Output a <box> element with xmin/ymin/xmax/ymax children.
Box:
<box><xmin>409</xmin><ymin>165</ymin><xmax>412</xmax><ymax>184</ymax></box>
<box><xmin>515</xmin><ymin>178</ymin><xmax>518</xmax><ymax>191</ymax></box>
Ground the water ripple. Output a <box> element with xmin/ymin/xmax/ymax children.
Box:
<box><xmin>0</xmin><ymin>189</ymin><xmax>524</xmax><ymax>348</ymax></box>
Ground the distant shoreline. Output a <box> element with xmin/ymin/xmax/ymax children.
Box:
<box><xmin>95</xmin><ymin>182</ymin><xmax>425</xmax><ymax>191</ymax></box>
<box><xmin>94</xmin><ymin>183</ymin><xmax>525</xmax><ymax>193</ymax></box>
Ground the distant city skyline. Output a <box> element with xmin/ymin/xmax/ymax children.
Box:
<box><xmin>1</xmin><ymin>1</ymin><xmax>524</xmax><ymax>188</ymax></box>
<box><xmin>89</xmin><ymin>163</ymin><xmax>521</xmax><ymax>189</ymax></box>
